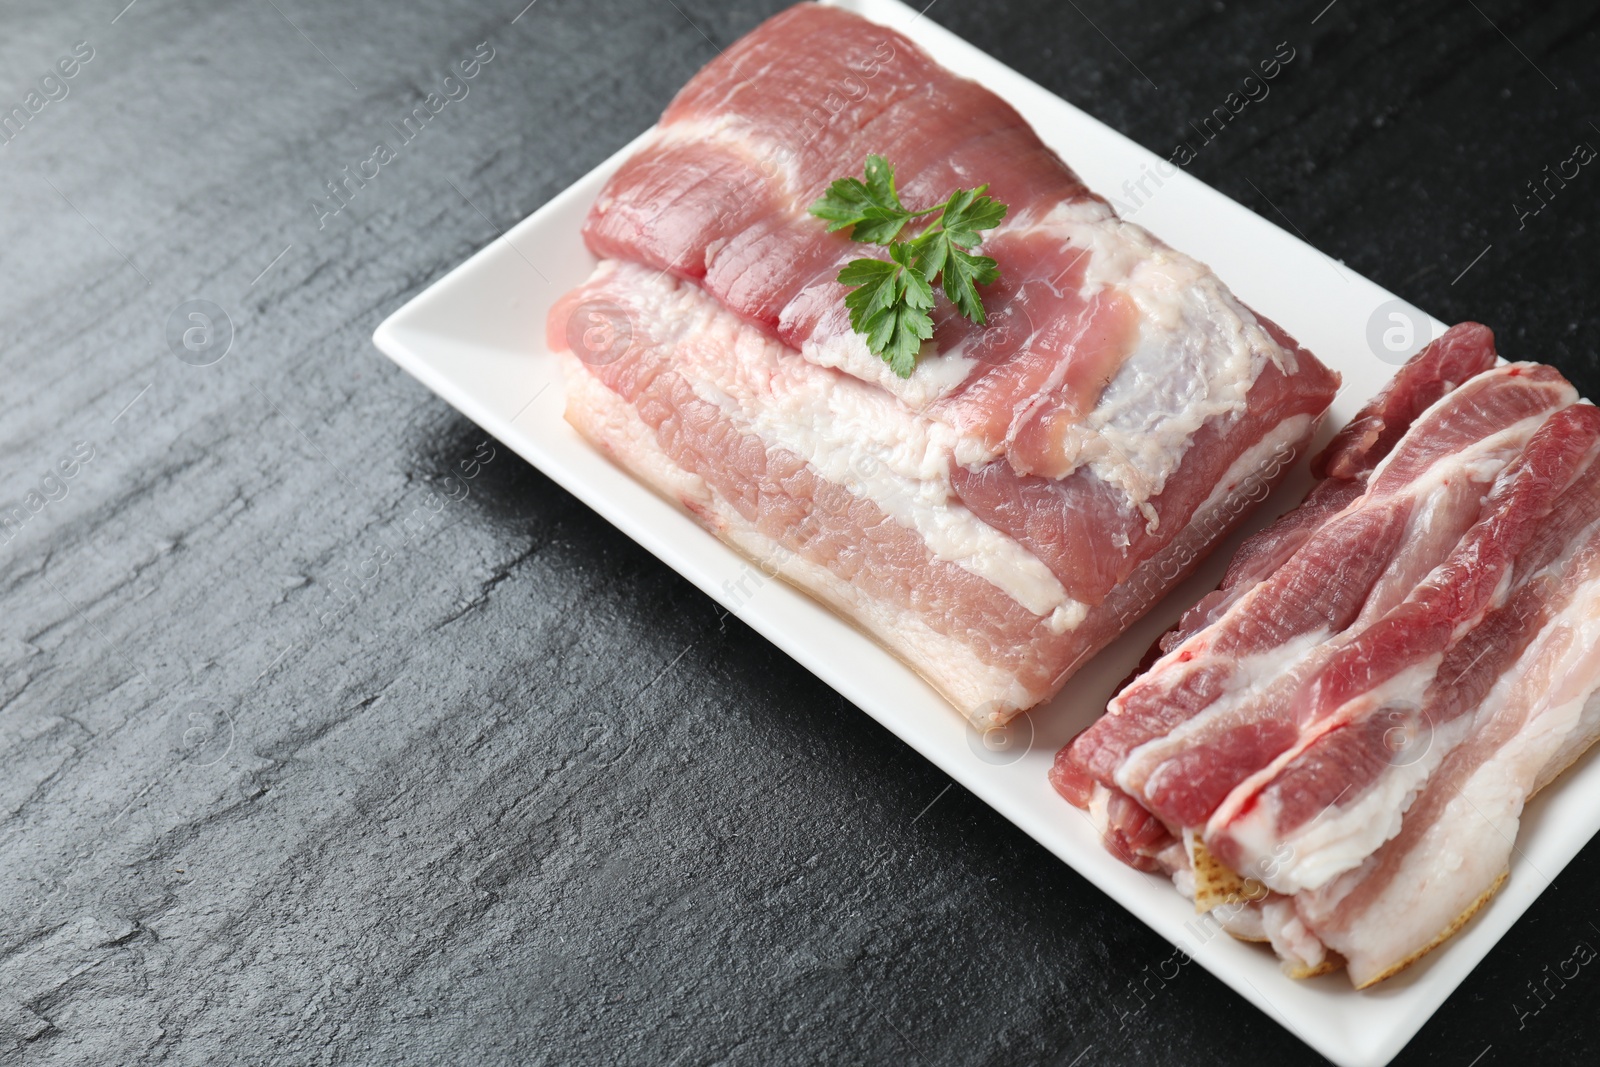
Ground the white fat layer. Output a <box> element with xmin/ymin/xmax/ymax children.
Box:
<box><xmin>1306</xmin><ymin>587</ymin><xmax>1600</xmax><ymax>987</ymax></box>
<box><xmin>627</xmin><ymin>267</ymin><xmax>1081</xmax><ymax>622</ymax></box>
<box><xmin>801</xmin><ymin>329</ymin><xmax>977</xmax><ymax>411</ymax></box>
<box><xmin>1027</xmin><ymin>199</ymin><xmax>1289</xmax><ymax>508</ymax></box>
<box><xmin>1532</xmin><ymin>687</ymin><xmax>1600</xmax><ymax>796</ymax></box>
<box><xmin>1219</xmin><ymin>901</ymin><xmax>1267</xmax><ymax>941</ymax></box>
<box><xmin>1154</xmin><ymin>839</ymin><xmax>1189</xmax><ymax>877</ymax></box>
<box><xmin>1261</xmin><ymin>897</ymin><xmax>1327</xmax><ymax>974</ymax></box>
<box><xmin>1086</xmin><ymin>783</ymin><xmax>1113</xmax><ymax>835</ymax></box>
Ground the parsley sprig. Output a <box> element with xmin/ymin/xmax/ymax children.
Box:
<box><xmin>809</xmin><ymin>155</ymin><xmax>1007</xmax><ymax>378</ymax></box>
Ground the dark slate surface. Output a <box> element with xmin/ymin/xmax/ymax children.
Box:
<box><xmin>2</xmin><ymin>1</ymin><xmax>1597</xmax><ymax>1064</ymax></box>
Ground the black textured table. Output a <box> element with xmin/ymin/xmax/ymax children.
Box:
<box><xmin>3</xmin><ymin>2</ymin><xmax>1597</xmax><ymax>1064</ymax></box>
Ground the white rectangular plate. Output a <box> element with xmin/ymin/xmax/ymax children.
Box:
<box><xmin>373</xmin><ymin>2</ymin><xmax>1600</xmax><ymax>1063</ymax></box>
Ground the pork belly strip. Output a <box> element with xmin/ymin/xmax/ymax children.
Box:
<box><xmin>1313</xmin><ymin>322</ymin><xmax>1499</xmax><ymax>480</ymax></box>
<box><xmin>1276</xmin><ymin>438</ymin><xmax>1600</xmax><ymax>983</ymax></box>
<box><xmin>583</xmin><ymin>2</ymin><xmax>1339</xmax><ymax>523</ymax></box>
<box><xmin>549</xmin><ymin>261</ymin><xmax>1316</xmax><ymax>725</ymax></box>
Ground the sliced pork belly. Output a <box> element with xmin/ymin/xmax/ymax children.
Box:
<box><xmin>551</xmin><ymin>262</ymin><xmax>1315</xmax><ymax>725</ymax></box>
<box><xmin>1208</xmin><ymin>405</ymin><xmax>1600</xmax><ymax>885</ymax></box>
<box><xmin>1053</xmin><ymin>324</ymin><xmax>1600</xmax><ymax>984</ymax></box>
<box><xmin>1059</xmin><ymin>356</ymin><xmax>1574</xmax><ymax>813</ymax></box>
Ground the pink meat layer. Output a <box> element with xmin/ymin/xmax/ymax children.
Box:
<box><xmin>1313</xmin><ymin>322</ymin><xmax>1498</xmax><ymax>480</ymax></box>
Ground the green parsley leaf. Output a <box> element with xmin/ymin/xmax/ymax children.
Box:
<box><xmin>810</xmin><ymin>157</ymin><xmax>1008</xmax><ymax>377</ymax></box>
<box><xmin>808</xmin><ymin>154</ymin><xmax>934</xmax><ymax>245</ymax></box>
<box><xmin>940</xmin><ymin>246</ymin><xmax>1000</xmax><ymax>325</ymax></box>
<box><xmin>939</xmin><ymin>185</ymin><xmax>1008</xmax><ymax>248</ymax></box>
<box><xmin>907</xmin><ymin>184</ymin><xmax>1006</xmax><ymax>325</ymax></box>
<box><xmin>838</xmin><ymin>244</ymin><xmax>934</xmax><ymax>377</ymax></box>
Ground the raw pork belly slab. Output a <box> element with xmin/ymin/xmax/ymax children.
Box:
<box><xmin>1055</xmin><ymin>323</ymin><xmax>1600</xmax><ymax>986</ymax></box>
<box><xmin>552</xmin><ymin>3</ymin><xmax>1340</xmax><ymax>725</ymax></box>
